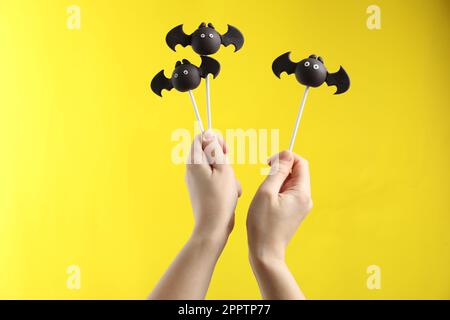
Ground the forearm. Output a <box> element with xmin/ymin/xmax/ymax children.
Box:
<box><xmin>250</xmin><ymin>251</ymin><xmax>305</xmax><ymax>300</ymax></box>
<box><xmin>148</xmin><ymin>231</ymin><xmax>227</xmax><ymax>300</ymax></box>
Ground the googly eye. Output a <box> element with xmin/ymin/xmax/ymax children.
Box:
<box><xmin>183</xmin><ymin>70</ymin><xmax>189</xmax><ymax>75</ymax></box>
<box><xmin>209</xmin><ymin>33</ymin><xmax>214</xmax><ymax>38</ymax></box>
<box><xmin>304</xmin><ymin>61</ymin><xmax>310</xmax><ymax>67</ymax></box>
<box><xmin>313</xmin><ymin>64</ymin><xmax>319</xmax><ymax>70</ymax></box>
<box><xmin>173</xmin><ymin>73</ymin><xmax>178</xmax><ymax>78</ymax></box>
<box><xmin>200</xmin><ymin>33</ymin><xmax>206</xmax><ymax>38</ymax></box>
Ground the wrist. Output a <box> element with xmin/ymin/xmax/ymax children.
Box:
<box><xmin>249</xmin><ymin>250</ymin><xmax>288</xmax><ymax>278</ymax></box>
<box><xmin>190</xmin><ymin>227</ymin><xmax>229</xmax><ymax>252</ymax></box>
<box><xmin>248</xmin><ymin>242</ymin><xmax>286</xmax><ymax>270</ymax></box>
<box><xmin>192</xmin><ymin>213</ymin><xmax>234</xmax><ymax>244</ymax></box>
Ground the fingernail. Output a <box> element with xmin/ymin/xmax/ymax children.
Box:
<box><xmin>279</xmin><ymin>151</ymin><xmax>292</xmax><ymax>161</ymax></box>
<box><xmin>203</xmin><ymin>130</ymin><xmax>214</xmax><ymax>142</ymax></box>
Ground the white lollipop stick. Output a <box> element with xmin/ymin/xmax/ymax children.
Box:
<box><xmin>205</xmin><ymin>74</ymin><xmax>212</xmax><ymax>130</ymax></box>
<box><xmin>288</xmin><ymin>86</ymin><xmax>310</xmax><ymax>152</ymax></box>
<box><xmin>188</xmin><ymin>90</ymin><xmax>205</xmax><ymax>133</ymax></box>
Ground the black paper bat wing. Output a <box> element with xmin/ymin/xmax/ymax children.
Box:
<box><xmin>325</xmin><ymin>66</ymin><xmax>350</xmax><ymax>94</ymax></box>
<box><xmin>221</xmin><ymin>24</ymin><xmax>244</xmax><ymax>52</ymax></box>
<box><xmin>272</xmin><ymin>52</ymin><xmax>297</xmax><ymax>78</ymax></box>
<box><xmin>165</xmin><ymin>24</ymin><xmax>192</xmax><ymax>51</ymax></box>
<box><xmin>199</xmin><ymin>56</ymin><xmax>221</xmax><ymax>79</ymax></box>
<box><xmin>151</xmin><ymin>70</ymin><xmax>173</xmax><ymax>97</ymax></box>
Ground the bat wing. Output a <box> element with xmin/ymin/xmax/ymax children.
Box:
<box><xmin>199</xmin><ymin>56</ymin><xmax>221</xmax><ymax>79</ymax></box>
<box><xmin>165</xmin><ymin>24</ymin><xmax>192</xmax><ymax>51</ymax></box>
<box><xmin>272</xmin><ymin>52</ymin><xmax>297</xmax><ymax>78</ymax></box>
<box><xmin>325</xmin><ymin>66</ymin><xmax>350</xmax><ymax>94</ymax></box>
<box><xmin>151</xmin><ymin>70</ymin><xmax>173</xmax><ymax>97</ymax></box>
<box><xmin>221</xmin><ymin>24</ymin><xmax>244</xmax><ymax>52</ymax></box>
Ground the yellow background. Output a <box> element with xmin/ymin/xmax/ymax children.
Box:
<box><xmin>0</xmin><ymin>0</ymin><xmax>449</xmax><ymax>299</ymax></box>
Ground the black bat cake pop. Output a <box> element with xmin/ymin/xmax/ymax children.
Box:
<box><xmin>150</xmin><ymin>56</ymin><xmax>220</xmax><ymax>132</ymax></box>
<box><xmin>166</xmin><ymin>22</ymin><xmax>244</xmax><ymax>130</ymax></box>
<box><xmin>166</xmin><ymin>22</ymin><xmax>244</xmax><ymax>55</ymax></box>
<box><xmin>272</xmin><ymin>52</ymin><xmax>350</xmax><ymax>151</ymax></box>
<box><xmin>272</xmin><ymin>52</ymin><xmax>350</xmax><ymax>94</ymax></box>
<box><xmin>151</xmin><ymin>56</ymin><xmax>220</xmax><ymax>96</ymax></box>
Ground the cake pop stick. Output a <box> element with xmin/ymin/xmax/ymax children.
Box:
<box><xmin>150</xmin><ymin>56</ymin><xmax>220</xmax><ymax>132</ymax></box>
<box><xmin>166</xmin><ymin>23</ymin><xmax>244</xmax><ymax>129</ymax></box>
<box><xmin>289</xmin><ymin>86</ymin><xmax>309</xmax><ymax>152</ymax></box>
<box><xmin>205</xmin><ymin>74</ymin><xmax>211</xmax><ymax>130</ymax></box>
<box><xmin>188</xmin><ymin>90</ymin><xmax>204</xmax><ymax>132</ymax></box>
<box><xmin>272</xmin><ymin>52</ymin><xmax>350</xmax><ymax>151</ymax></box>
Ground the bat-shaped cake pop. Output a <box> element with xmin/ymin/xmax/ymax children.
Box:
<box><xmin>272</xmin><ymin>52</ymin><xmax>350</xmax><ymax>94</ymax></box>
<box><xmin>272</xmin><ymin>52</ymin><xmax>350</xmax><ymax>151</ymax></box>
<box><xmin>166</xmin><ymin>22</ymin><xmax>244</xmax><ymax>55</ymax></box>
<box><xmin>150</xmin><ymin>56</ymin><xmax>220</xmax><ymax>132</ymax></box>
<box><xmin>151</xmin><ymin>56</ymin><xmax>220</xmax><ymax>97</ymax></box>
<box><xmin>166</xmin><ymin>22</ymin><xmax>244</xmax><ymax>130</ymax></box>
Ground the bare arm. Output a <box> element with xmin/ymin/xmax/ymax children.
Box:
<box><xmin>250</xmin><ymin>256</ymin><xmax>305</xmax><ymax>300</ymax></box>
<box><xmin>148</xmin><ymin>230</ymin><xmax>228</xmax><ymax>299</ymax></box>
<box><xmin>247</xmin><ymin>151</ymin><xmax>312</xmax><ymax>299</ymax></box>
<box><xmin>149</xmin><ymin>132</ymin><xmax>241</xmax><ymax>300</ymax></box>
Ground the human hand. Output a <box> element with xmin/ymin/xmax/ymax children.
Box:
<box><xmin>247</xmin><ymin>151</ymin><xmax>312</xmax><ymax>265</ymax></box>
<box><xmin>148</xmin><ymin>131</ymin><xmax>241</xmax><ymax>300</ymax></box>
<box><xmin>186</xmin><ymin>131</ymin><xmax>242</xmax><ymax>246</ymax></box>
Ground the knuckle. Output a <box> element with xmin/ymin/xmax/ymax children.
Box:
<box><xmin>298</xmin><ymin>192</ymin><xmax>313</xmax><ymax>210</ymax></box>
<box><xmin>271</xmin><ymin>163</ymin><xmax>290</xmax><ymax>176</ymax></box>
<box><xmin>278</xmin><ymin>165</ymin><xmax>291</xmax><ymax>175</ymax></box>
<box><xmin>186</xmin><ymin>164</ymin><xmax>201</xmax><ymax>176</ymax></box>
<box><xmin>257</xmin><ymin>186</ymin><xmax>272</xmax><ymax>199</ymax></box>
<box><xmin>300</xmin><ymin>157</ymin><xmax>309</xmax><ymax>167</ymax></box>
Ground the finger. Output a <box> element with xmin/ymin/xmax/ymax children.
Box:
<box><xmin>201</xmin><ymin>130</ymin><xmax>227</xmax><ymax>154</ymax></box>
<box><xmin>216</xmin><ymin>133</ymin><xmax>228</xmax><ymax>154</ymax></box>
<box><xmin>187</xmin><ymin>134</ymin><xmax>210</xmax><ymax>170</ymax></box>
<box><xmin>290</xmin><ymin>154</ymin><xmax>311</xmax><ymax>195</ymax></box>
<box><xmin>202</xmin><ymin>131</ymin><xmax>228</xmax><ymax>170</ymax></box>
<box><xmin>260</xmin><ymin>150</ymin><xmax>294</xmax><ymax>194</ymax></box>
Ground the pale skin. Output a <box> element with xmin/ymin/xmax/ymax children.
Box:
<box><xmin>247</xmin><ymin>150</ymin><xmax>312</xmax><ymax>299</ymax></box>
<box><xmin>148</xmin><ymin>132</ymin><xmax>312</xmax><ymax>300</ymax></box>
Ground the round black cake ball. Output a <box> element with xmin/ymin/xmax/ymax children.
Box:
<box><xmin>191</xmin><ymin>26</ymin><xmax>222</xmax><ymax>55</ymax></box>
<box><xmin>171</xmin><ymin>64</ymin><xmax>201</xmax><ymax>92</ymax></box>
<box><xmin>295</xmin><ymin>58</ymin><xmax>328</xmax><ymax>87</ymax></box>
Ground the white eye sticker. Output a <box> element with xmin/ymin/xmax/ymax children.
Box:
<box><xmin>183</xmin><ymin>70</ymin><xmax>189</xmax><ymax>75</ymax></box>
<box><xmin>174</xmin><ymin>73</ymin><xmax>178</xmax><ymax>78</ymax></box>
<box><xmin>209</xmin><ymin>33</ymin><xmax>214</xmax><ymax>38</ymax></box>
<box><xmin>313</xmin><ymin>64</ymin><xmax>319</xmax><ymax>70</ymax></box>
<box><xmin>304</xmin><ymin>61</ymin><xmax>310</xmax><ymax>67</ymax></box>
<box><xmin>200</xmin><ymin>33</ymin><xmax>206</xmax><ymax>38</ymax></box>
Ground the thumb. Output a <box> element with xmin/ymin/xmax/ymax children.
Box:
<box><xmin>202</xmin><ymin>130</ymin><xmax>226</xmax><ymax>154</ymax></box>
<box><xmin>202</xmin><ymin>130</ymin><xmax>227</xmax><ymax>169</ymax></box>
<box><xmin>260</xmin><ymin>151</ymin><xmax>294</xmax><ymax>194</ymax></box>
